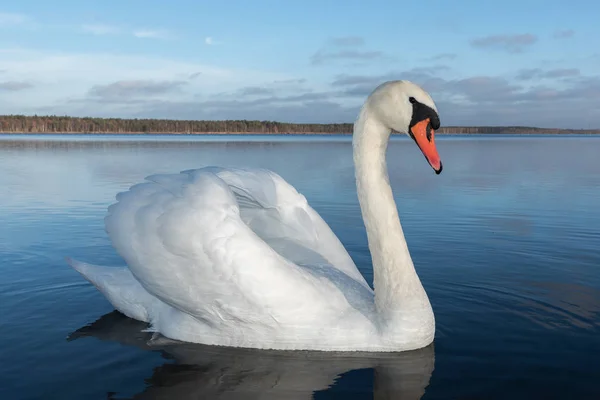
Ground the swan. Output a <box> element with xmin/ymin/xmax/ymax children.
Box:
<box><xmin>67</xmin><ymin>80</ymin><xmax>443</xmax><ymax>352</ymax></box>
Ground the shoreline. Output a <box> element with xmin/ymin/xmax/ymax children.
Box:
<box><xmin>0</xmin><ymin>115</ymin><xmax>598</xmax><ymax>135</ymax></box>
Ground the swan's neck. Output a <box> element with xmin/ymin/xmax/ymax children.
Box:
<box><xmin>353</xmin><ymin>105</ymin><xmax>433</xmax><ymax>331</ymax></box>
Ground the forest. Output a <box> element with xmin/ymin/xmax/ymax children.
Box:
<box><xmin>1</xmin><ymin>115</ymin><xmax>598</xmax><ymax>135</ymax></box>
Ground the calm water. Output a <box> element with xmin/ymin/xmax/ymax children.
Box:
<box><xmin>1</xmin><ymin>134</ymin><xmax>599</xmax><ymax>399</ymax></box>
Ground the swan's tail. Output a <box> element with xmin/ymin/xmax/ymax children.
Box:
<box><xmin>66</xmin><ymin>257</ymin><xmax>156</xmax><ymax>323</ymax></box>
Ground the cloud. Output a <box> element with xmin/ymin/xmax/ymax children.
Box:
<box><xmin>0</xmin><ymin>47</ymin><xmax>293</xmax><ymax>117</ymax></box>
<box><xmin>0</xmin><ymin>12</ymin><xmax>30</xmax><ymax>26</ymax></box>
<box><xmin>133</xmin><ymin>29</ymin><xmax>171</xmax><ymax>39</ymax></box>
<box><xmin>515</xmin><ymin>69</ymin><xmax>541</xmax><ymax>80</ymax></box>
<box><xmin>331</xmin><ymin>74</ymin><xmax>383</xmax><ymax>87</ymax></box>
<box><xmin>328</xmin><ymin>67</ymin><xmax>600</xmax><ymax>128</ymax></box>
<box><xmin>446</xmin><ymin>76</ymin><xmax>521</xmax><ymax>102</ymax></box>
<box><xmin>311</xmin><ymin>50</ymin><xmax>386</xmax><ymax>65</ymax></box>
<box><xmin>30</xmin><ymin>66</ymin><xmax>343</xmax><ymax>123</ymax></box>
<box><xmin>202</xmin><ymin>92</ymin><xmax>334</xmax><ymax>109</ymax></box>
<box><xmin>28</xmin><ymin>69</ymin><xmax>600</xmax><ymax>128</ymax></box>
<box><xmin>237</xmin><ymin>86</ymin><xmax>275</xmax><ymax>96</ymax></box>
<box><xmin>218</xmin><ymin>79</ymin><xmax>316</xmax><ymax>101</ymax></box>
<box><xmin>553</xmin><ymin>29</ymin><xmax>575</xmax><ymax>39</ymax></box>
<box><xmin>2</xmin><ymin>45</ymin><xmax>599</xmax><ymax>129</ymax></box>
<box><xmin>310</xmin><ymin>37</ymin><xmax>387</xmax><ymax>65</ymax></box>
<box><xmin>470</xmin><ymin>33</ymin><xmax>538</xmax><ymax>53</ymax></box>
<box><xmin>516</xmin><ymin>68</ymin><xmax>580</xmax><ymax>80</ymax></box>
<box><xmin>0</xmin><ymin>48</ymin><xmax>232</xmax><ymax>85</ymax></box>
<box><xmin>204</xmin><ymin>36</ymin><xmax>221</xmax><ymax>45</ymax></box>
<box><xmin>81</xmin><ymin>24</ymin><xmax>120</xmax><ymax>35</ymax></box>
<box><xmin>216</xmin><ymin>79</ymin><xmax>312</xmax><ymax>99</ymax></box>
<box><xmin>62</xmin><ymin>65</ymin><xmax>600</xmax><ymax>128</ymax></box>
<box><xmin>0</xmin><ymin>81</ymin><xmax>33</xmax><ymax>91</ymax></box>
<box><xmin>80</xmin><ymin>23</ymin><xmax>173</xmax><ymax>39</ymax></box>
<box><xmin>430</xmin><ymin>53</ymin><xmax>457</xmax><ymax>61</ymax></box>
<box><xmin>273</xmin><ymin>78</ymin><xmax>307</xmax><ymax>85</ymax></box>
<box><xmin>541</xmin><ymin>68</ymin><xmax>580</xmax><ymax>78</ymax></box>
<box><xmin>121</xmin><ymin>97</ymin><xmax>355</xmax><ymax>124</ymax></box>
<box><xmin>89</xmin><ymin>80</ymin><xmax>188</xmax><ymax>99</ymax></box>
<box><xmin>331</xmin><ymin>66</ymin><xmax>450</xmax><ymax>97</ymax></box>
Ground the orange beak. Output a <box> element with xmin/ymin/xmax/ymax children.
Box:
<box><xmin>410</xmin><ymin>118</ymin><xmax>443</xmax><ymax>174</ymax></box>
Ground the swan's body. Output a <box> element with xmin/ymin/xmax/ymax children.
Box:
<box><xmin>68</xmin><ymin>80</ymin><xmax>443</xmax><ymax>352</ymax></box>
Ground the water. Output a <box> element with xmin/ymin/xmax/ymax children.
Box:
<box><xmin>1</xmin><ymin>134</ymin><xmax>599</xmax><ymax>399</ymax></box>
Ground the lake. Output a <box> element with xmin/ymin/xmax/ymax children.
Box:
<box><xmin>1</xmin><ymin>134</ymin><xmax>599</xmax><ymax>399</ymax></box>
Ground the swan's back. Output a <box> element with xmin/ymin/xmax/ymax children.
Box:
<box><xmin>95</xmin><ymin>167</ymin><xmax>374</xmax><ymax>348</ymax></box>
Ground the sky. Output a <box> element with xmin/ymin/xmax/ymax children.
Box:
<box><xmin>0</xmin><ymin>0</ymin><xmax>599</xmax><ymax>128</ymax></box>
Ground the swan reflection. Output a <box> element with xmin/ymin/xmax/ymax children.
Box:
<box><xmin>68</xmin><ymin>311</ymin><xmax>435</xmax><ymax>399</ymax></box>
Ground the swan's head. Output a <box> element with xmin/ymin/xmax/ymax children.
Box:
<box><xmin>366</xmin><ymin>80</ymin><xmax>443</xmax><ymax>174</ymax></box>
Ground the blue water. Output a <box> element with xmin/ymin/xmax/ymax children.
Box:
<box><xmin>1</xmin><ymin>134</ymin><xmax>599</xmax><ymax>399</ymax></box>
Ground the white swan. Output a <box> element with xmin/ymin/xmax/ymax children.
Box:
<box><xmin>68</xmin><ymin>80</ymin><xmax>443</xmax><ymax>352</ymax></box>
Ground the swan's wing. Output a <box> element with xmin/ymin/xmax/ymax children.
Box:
<box><xmin>206</xmin><ymin>167</ymin><xmax>367</xmax><ymax>285</ymax></box>
<box><xmin>104</xmin><ymin>167</ymin><xmax>370</xmax><ymax>331</ymax></box>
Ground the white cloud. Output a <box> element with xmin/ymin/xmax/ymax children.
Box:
<box><xmin>0</xmin><ymin>12</ymin><xmax>30</xmax><ymax>26</ymax></box>
<box><xmin>133</xmin><ymin>29</ymin><xmax>171</xmax><ymax>39</ymax></box>
<box><xmin>553</xmin><ymin>29</ymin><xmax>575</xmax><ymax>39</ymax></box>
<box><xmin>0</xmin><ymin>47</ymin><xmax>292</xmax><ymax>117</ymax></box>
<box><xmin>81</xmin><ymin>24</ymin><xmax>172</xmax><ymax>40</ymax></box>
<box><xmin>82</xmin><ymin>24</ymin><xmax>120</xmax><ymax>35</ymax></box>
<box><xmin>470</xmin><ymin>33</ymin><xmax>538</xmax><ymax>53</ymax></box>
<box><xmin>310</xmin><ymin>37</ymin><xmax>388</xmax><ymax>65</ymax></box>
<box><xmin>89</xmin><ymin>79</ymin><xmax>188</xmax><ymax>99</ymax></box>
<box><xmin>205</xmin><ymin>37</ymin><xmax>222</xmax><ymax>46</ymax></box>
<box><xmin>0</xmin><ymin>81</ymin><xmax>32</xmax><ymax>91</ymax></box>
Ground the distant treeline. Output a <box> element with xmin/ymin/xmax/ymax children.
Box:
<box><xmin>0</xmin><ymin>115</ymin><xmax>598</xmax><ymax>135</ymax></box>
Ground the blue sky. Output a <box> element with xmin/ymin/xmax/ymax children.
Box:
<box><xmin>0</xmin><ymin>0</ymin><xmax>599</xmax><ymax>128</ymax></box>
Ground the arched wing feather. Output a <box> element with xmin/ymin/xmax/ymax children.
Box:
<box><xmin>104</xmin><ymin>167</ymin><xmax>370</xmax><ymax>330</ymax></box>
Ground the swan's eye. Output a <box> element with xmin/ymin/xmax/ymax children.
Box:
<box><xmin>409</xmin><ymin>97</ymin><xmax>416</xmax><ymax>104</ymax></box>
